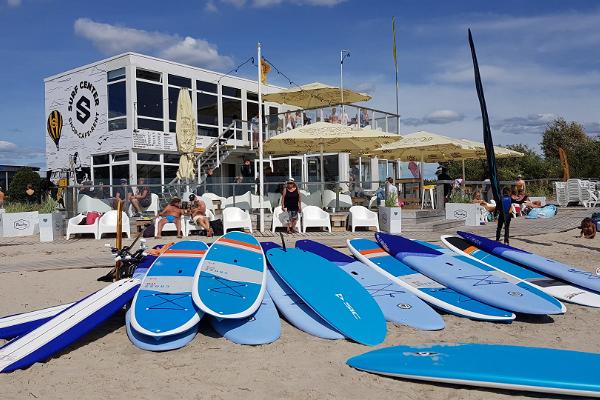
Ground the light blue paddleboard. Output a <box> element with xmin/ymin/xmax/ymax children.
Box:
<box><xmin>209</xmin><ymin>292</ymin><xmax>280</xmax><ymax>345</ymax></box>
<box><xmin>416</xmin><ymin>240</ymin><xmax>564</xmax><ymax>314</ymax></box>
<box><xmin>348</xmin><ymin>238</ymin><xmax>515</xmax><ymax>322</ymax></box>
<box><xmin>131</xmin><ymin>241</ymin><xmax>207</xmax><ymax>336</ymax></box>
<box><xmin>125</xmin><ymin>308</ymin><xmax>198</xmax><ymax>351</ymax></box>
<box><xmin>376</xmin><ymin>233</ymin><xmax>560</xmax><ymax>315</ymax></box>
<box><xmin>265</xmin><ymin>247</ymin><xmax>386</xmax><ymax>346</ymax></box>
<box><xmin>347</xmin><ymin>343</ymin><xmax>600</xmax><ymax>398</ymax></box>
<box><xmin>262</xmin><ymin>242</ymin><xmax>343</xmax><ymax>340</ymax></box>
<box><xmin>193</xmin><ymin>231</ymin><xmax>267</xmax><ymax>319</ymax></box>
<box><xmin>296</xmin><ymin>240</ymin><xmax>444</xmax><ymax>331</ymax></box>
<box><xmin>458</xmin><ymin>231</ymin><xmax>600</xmax><ymax>294</ymax></box>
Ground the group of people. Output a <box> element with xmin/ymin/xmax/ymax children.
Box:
<box><xmin>155</xmin><ymin>194</ymin><xmax>213</xmax><ymax>239</ymax></box>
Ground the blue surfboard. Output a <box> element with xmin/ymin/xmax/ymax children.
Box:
<box><xmin>193</xmin><ymin>232</ymin><xmax>267</xmax><ymax>319</ymax></box>
<box><xmin>262</xmin><ymin>242</ymin><xmax>343</xmax><ymax>340</ymax></box>
<box><xmin>265</xmin><ymin>247</ymin><xmax>386</xmax><ymax>346</ymax></box>
<box><xmin>209</xmin><ymin>292</ymin><xmax>280</xmax><ymax>345</ymax></box>
<box><xmin>296</xmin><ymin>240</ymin><xmax>444</xmax><ymax>331</ymax></box>
<box><xmin>443</xmin><ymin>235</ymin><xmax>600</xmax><ymax>308</ymax></box>
<box><xmin>458</xmin><ymin>231</ymin><xmax>600</xmax><ymax>293</ymax></box>
<box><xmin>125</xmin><ymin>308</ymin><xmax>198</xmax><ymax>352</ymax></box>
<box><xmin>376</xmin><ymin>233</ymin><xmax>561</xmax><ymax>315</ymax></box>
<box><xmin>348</xmin><ymin>238</ymin><xmax>515</xmax><ymax>322</ymax></box>
<box><xmin>347</xmin><ymin>343</ymin><xmax>600</xmax><ymax>398</ymax></box>
<box><xmin>416</xmin><ymin>240</ymin><xmax>564</xmax><ymax>314</ymax></box>
<box><xmin>131</xmin><ymin>241</ymin><xmax>207</xmax><ymax>336</ymax></box>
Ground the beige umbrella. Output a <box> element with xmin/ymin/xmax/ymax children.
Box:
<box><xmin>175</xmin><ymin>88</ymin><xmax>197</xmax><ymax>182</ymax></box>
<box><xmin>264</xmin><ymin>121</ymin><xmax>399</xmax><ymax>183</ymax></box>
<box><xmin>262</xmin><ymin>82</ymin><xmax>371</xmax><ymax>109</ymax></box>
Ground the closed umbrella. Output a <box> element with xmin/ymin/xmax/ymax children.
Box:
<box><xmin>262</xmin><ymin>82</ymin><xmax>371</xmax><ymax>109</ymax></box>
<box><xmin>175</xmin><ymin>88</ymin><xmax>197</xmax><ymax>182</ymax></box>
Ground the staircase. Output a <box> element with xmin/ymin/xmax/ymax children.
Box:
<box><xmin>197</xmin><ymin>121</ymin><xmax>241</xmax><ymax>185</ymax></box>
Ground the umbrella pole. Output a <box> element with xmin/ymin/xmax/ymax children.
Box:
<box><xmin>420</xmin><ymin>153</ymin><xmax>424</xmax><ymax>206</ymax></box>
<box><xmin>320</xmin><ymin>144</ymin><xmax>325</xmax><ymax>194</ymax></box>
<box><xmin>257</xmin><ymin>42</ymin><xmax>265</xmax><ymax>233</ymax></box>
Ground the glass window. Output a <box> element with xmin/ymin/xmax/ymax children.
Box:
<box><xmin>197</xmin><ymin>93</ymin><xmax>218</xmax><ymax>125</ymax></box>
<box><xmin>196</xmin><ymin>80</ymin><xmax>217</xmax><ymax>93</ymax></box>
<box><xmin>137</xmin><ymin>164</ymin><xmax>161</xmax><ymax>186</ymax></box>
<box><xmin>222</xmin><ymin>97</ymin><xmax>241</xmax><ymax>125</ymax></box>
<box><xmin>109</xmin><ymin>118</ymin><xmax>127</xmax><ymax>131</ymax></box>
<box><xmin>222</xmin><ymin>85</ymin><xmax>241</xmax><ymax>98</ymax></box>
<box><xmin>136</xmin><ymin>69</ymin><xmax>161</xmax><ymax>82</ymax></box>
<box><xmin>108</xmin><ymin>81</ymin><xmax>126</xmax><ymax>119</ymax></box>
<box><xmin>164</xmin><ymin>165</ymin><xmax>179</xmax><ymax>184</ymax></box>
<box><xmin>112</xmin><ymin>153</ymin><xmax>129</xmax><ymax>162</ymax></box>
<box><xmin>198</xmin><ymin>125</ymin><xmax>218</xmax><ymax>137</ymax></box>
<box><xmin>93</xmin><ymin>166</ymin><xmax>109</xmax><ymax>183</ymax></box>
<box><xmin>137</xmin><ymin>153</ymin><xmax>160</xmax><ymax>162</ymax></box>
<box><xmin>107</xmin><ymin>68</ymin><xmax>126</xmax><ymax>82</ymax></box>
<box><xmin>136</xmin><ymin>81</ymin><xmax>163</xmax><ymax>118</ymax></box>
<box><xmin>247</xmin><ymin>101</ymin><xmax>258</xmax><ymax>121</ymax></box>
<box><xmin>137</xmin><ymin>118</ymin><xmax>164</xmax><ymax>131</ymax></box>
<box><xmin>168</xmin><ymin>74</ymin><xmax>191</xmax><ymax>88</ymax></box>
<box><xmin>378</xmin><ymin>160</ymin><xmax>388</xmax><ymax>180</ymax></box>
<box><xmin>247</xmin><ymin>92</ymin><xmax>258</xmax><ymax>102</ymax></box>
<box><xmin>164</xmin><ymin>153</ymin><xmax>180</xmax><ymax>164</ymax></box>
<box><xmin>93</xmin><ymin>154</ymin><xmax>109</xmax><ymax>165</ymax></box>
<box><xmin>169</xmin><ymin>121</ymin><xmax>176</xmax><ymax>133</ymax></box>
<box><xmin>168</xmin><ymin>87</ymin><xmax>180</xmax><ymax>122</ymax></box>
<box><xmin>111</xmin><ymin>164</ymin><xmax>129</xmax><ymax>185</ymax></box>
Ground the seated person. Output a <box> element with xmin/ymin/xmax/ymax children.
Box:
<box><xmin>511</xmin><ymin>189</ymin><xmax>529</xmax><ymax>204</ymax></box>
<box><xmin>189</xmin><ymin>195</ymin><xmax>213</xmax><ymax>237</ymax></box>
<box><xmin>579</xmin><ymin>217</ymin><xmax>597</xmax><ymax>239</ymax></box>
<box><xmin>155</xmin><ymin>197</ymin><xmax>183</xmax><ymax>239</ymax></box>
<box><xmin>472</xmin><ymin>191</ymin><xmax>496</xmax><ymax>212</ymax></box>
<box><xmin>112</xmin><ymin>178</ymin><xmax>129</xmax><ymax>209</ymax></box>
<box><xmin>129</xmin><ymin>178</ymin><xmax>152</xmax><ymax>217</ymax></box>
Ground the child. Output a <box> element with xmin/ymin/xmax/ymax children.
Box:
<box><xmin>579</xmin><ymin>217</ymin><xmax>597</xmax><ymax>239</ymax></box>
<box><xmin>496</xmin><ymin>187</ymin><xmax>513</xmax><ymax>245</ymax></box>
<box><xmin>156</xmin><ymin>197</ymin><xmax>183</xmax><ymax>239</ymax></box>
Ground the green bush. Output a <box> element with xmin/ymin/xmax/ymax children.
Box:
<box><xmin>4</xmin><ymin>198</ymin><xmax>58</xmax><ymax>213</ymax></box>
<box><xmin>448</xmin><ymin>189</ymin><xmax>472</xmax><ymax>204</ymax></box>
<box><xmin>7</xmin><ymin>168</ymin><xmax>41</xmax><ymax>203</ymax></box>
<box><xmin>384</xmin><ymin>191</ymin><xmax>398</xmax><ymax>207</ymax></box>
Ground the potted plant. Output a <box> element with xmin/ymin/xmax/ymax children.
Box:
<box><xmin>0</xmin><ymin>202</ymin><xmax>41</xmax><ymax>238</ymax></box>
<box><xmin>378</xmin><ymin>192</ymin><xmax>402</xmax><ymax>233</ymax></box>
<box><xmin>445</xmin><ymin>189</ymin><xmax>481</xmax><ymax>226</ymax></box>
<box><xmin>38</xmin><ymin>198</ymin><xmax>64</xmax><ymax>242</ymax></box>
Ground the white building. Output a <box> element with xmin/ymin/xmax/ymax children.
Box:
<box><xmin>44</xmin><ymin>52</ymin><xmax>400</xmax><ymax>197</ymax></box>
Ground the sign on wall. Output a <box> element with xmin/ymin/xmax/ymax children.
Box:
<box><xmin>45</xmin><ymin>64</ymin><xmax>130</xmax><ymax>171</ymax></box>
<box><xmin>132</xmin><ymin>129</ymin><xmax>213</xmax><ymax>153</ymax></box>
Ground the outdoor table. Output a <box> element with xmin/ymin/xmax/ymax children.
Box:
<box><xmin>330</xmin><ymin>212</ymin><xmax>349</xmax><ymax>232</ymax></box>
<box><xmin>133</xmin><ymin>218</ymin><xmax>152</xmax><ymax>232</ymax></box>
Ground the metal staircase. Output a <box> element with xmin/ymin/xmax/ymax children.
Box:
<box><xmin>197</xmin><ymin>120</ymin><xmax>241</xmax><ymax>184</ymax></box>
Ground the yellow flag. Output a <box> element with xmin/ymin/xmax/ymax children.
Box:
<box><xmin>392</xmin><ymin>16</ymin><xmax>397</xmax><ymax>69</ymax></box>
<box><xmin>558</xmin><ymin>147</ymin><xmax>570</xmax><ymax>181</ymax></box>
<box><xmin>260</xmin><ymin>57</ymin><xmax>271</xmax><ymax>85</ymax></box>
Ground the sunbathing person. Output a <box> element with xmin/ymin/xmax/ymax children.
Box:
<box><xmin>190</xmin><ymin>197</ymin><xmax>213</xmax><ymax>237</ymax></box>
<box><xmin>472</xmin><ymin>191</ymin><xmax>496</xmax><ymax>212</ymax></box>
<box><xmin>155</xmin><ymin>197</ymin><xmax>183</xmax><ymax>239</ymax></box>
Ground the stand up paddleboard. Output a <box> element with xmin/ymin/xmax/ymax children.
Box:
<box><xmin>262</xmin><ymin>242</ymin><xmax>343</xmax><ymax>340</ymax></box>
<box><xmin>125</xmin><ymin>308</ymin><xmax>198</xmax><ymax>352</ymax></box>
<box><xmin>296</xmin><ymin>240</ymin><xmax>444</xmax><ymax>331</ymax></box>
<box><xmin>193</xmin><ymin>232</ymin><xmax>267</xmax><ymax>319</ymax></box>
<box><xmin>209</xmin><ymin>292</ymin><xmax>280</xmax><ymax>345</ymax></box>
<box><xmin>131</xmin><ymin>241</ymin><xmax>208</xmax><ymax>337</ymax></box>
<box><xmin>0</xmin><ymin>278</ymin><xmax>139</xmax><ymax>373</ymax></box>
<box><xmin>376</xmin><ymin>233</ymin><xmax>561</xmax><ymax>315</ymax></box>
<box><xmin>416</xmin><ymin>240</ymin><xmax>564</xmax><ymax>314</ymax></box>
<box><xmin>458</xmin><ymin>231</ymin><xmax>600</xmax><ymax>294</ymax></box>
<box><xmin>347</xmin><ymin>238</ymin><xmax>515</xmax><ymax>321</ymax></box>
<box><xmin>0</xmin><ymin>303</ymin><xmax>75</xmax><ymax>340</ymax></box>
<box><xmin>265</xmin><ymin>246</ymin><xmax>386</xmax><ymax>346</ymax></box>
<box><xmin>347</xmin><ymin>343</ymin><xmax>600</xmax><ymax>398</ymax></box>
<box><xmin>442</xmin><ymin>235</ymin><xmax>600</xmax><ymax>308</ymax></box>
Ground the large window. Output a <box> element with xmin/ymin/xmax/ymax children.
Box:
<box><xmin>197</xmin><ymin>93</ymin><xmax>218</xmax><ymax>125</ymax></box>
<box><xmin>222</xmin><ymin>98</ymin><xmax>241</xmax><ymax>125</ymax></box>
<box><xmin>137</xmin><ymin>164</ymin><xmax>161</xmax><ymax>187</ymax></box>
<box><xmin>167</xmin><ymin>75</ymin><xmax>193</xmax><ymax>133</ymax></box>
<box><xmin>136</xmin><ymin>70</ymin><xmax>164</xmax><ymax>132</ymax></box>
<box><xmin>197</xmin><ymin>80</ymin><xmax>217</xmax><ymax>93</ymax></box>
<box><xmin>107</xmin><ymin>68</ymin><xmax>126</xmax><ymax>131</ymax></box>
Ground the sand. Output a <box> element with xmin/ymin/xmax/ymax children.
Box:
<box><xmin>0</xmin><ymin>228</ymin><xmax>599</xmax><ymax>400</ymax></box>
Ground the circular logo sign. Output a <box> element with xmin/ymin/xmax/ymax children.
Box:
<box><xmin>67</xmin><ymin>81</ymin><xmax>100</xmax><ymax>139</ymax></box>
<box><xmin>397</xmin><ymin>303</ymin><xmax>412</xmax><ymax>309</ymax></box>
<box><xmin>508</xmin><ymin>291</ymin><xmax>523</xmax><ymax>297</ymax></box>
<box><xmin>453</xmin><ymin>209</ymin><xmax>467</xmax><ymax>219</ymax></box>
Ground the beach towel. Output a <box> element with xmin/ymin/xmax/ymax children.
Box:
<box><xmin>538</xmin><ymin>205</ymin><xmax>557</xmax><ymax>218</ymax></box>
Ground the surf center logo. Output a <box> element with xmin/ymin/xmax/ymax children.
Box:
<box><xmin>67</xmin><ymin>81</ymin><xmax>100</xmax><ymax>139</ymax></box>
<box><xmin>335</xmin><ymin>293</ymin><xmax>361</xmax><ymax>320</ymax></box>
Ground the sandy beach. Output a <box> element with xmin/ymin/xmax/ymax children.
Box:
<box><xmin>1</xmin><ymin>223</ymin><xmax>599</xmax><ymax>400</ymax></box>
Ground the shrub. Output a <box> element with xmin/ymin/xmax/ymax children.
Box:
<box><xmin>7</xmin><ymin>168</ymin><xmax>41</xmax><ymax>203</ymax></box>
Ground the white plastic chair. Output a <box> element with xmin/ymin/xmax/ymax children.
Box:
<box><xmin>223</xmin><ymin>207</ymin><xmax>253</xmax><ymax>233</ymax></box>
<box><xmin>368</xmin><ymin>195</ymin><xmax>378</xmax><ymax>209</ymax></box>
<box><xmin>201</xmin><ymin>192</ymin><xmax>226</xmax><ymax>211</ymax></box>
<box><xmin>155</xmin><ymin>215</ymin><xmax>186</xmax><ymax>237</ymax></box>
<box><xmin>223</xmin><ymin>191</ymin><xmax>252</xmax><ymax>211</ymax></box>
<box><xmin>349</xmin><ymin>206</ymin><xmax>379</xmax><ymax>232</ymax></box>
<box><xmin>184</xmin><ymin>210</ymin><xmax>216</xmax><ymax>236</ymax></box>
<box><xmin>250</xmin><ymin>194</ymin><xmax>272</xmax><ymax>212</ymax></box>
<box><xmin>301</xmin><ymin>205</ymin><xmax>331</xmax><ymax>233</ymax></box>
<box><xmin>66</xmin><ymin>214</ymin><xmax>99</xmax><ymax>240</ymax></box>
<box><xmin>128</xmin><ymin>193</ymin><xmax>159</xmax><ymax>216</ymax></box>
<box><xmin>322</xmin><ymin>190</ymin><xmax>352</xmax><ymax>210</ymax></box>
<box><xmin>583</xmin><ymin>189</ymin><xmax>600</xmax><ymax>208</ymax></box>
<box><xmin>98</xmin><ymin>210</ymin><xmax>130</xmax><ymax>239</ymax></box>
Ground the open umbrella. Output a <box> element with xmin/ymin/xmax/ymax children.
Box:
<box><xmin>175</xmin><ymin>88</ymin><xmax>197</xmax><ymax>182</ymax></box>
<box><xmin>262</xmin><ymin>82</ymin><xmax>371</xmax><ymax>109</ymax></box>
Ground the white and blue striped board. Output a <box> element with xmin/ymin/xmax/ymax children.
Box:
<box><xmin>347</xmin><ymin>343</ymin><xmax>600</xmax><ymax>398</ymax></box>
<box><xmin>0</xmin><ymin>302</ymin><xmax>74</xmax><ymax>340</ymax></box>
<box><xmin>209</xmin><ymin>291</ymin><xmax>280</xmax><ymax>345</ymax></box>
<box><xmin>458</xmin><ymin>231</ymin><xmax>600</xmax><ymax>294</ymax></box>
<box><xmin>125</xmin><ymin>309</ymin><xmax>198</xmax><ymax>352</ymax></box>
<box><xmin>376</xmin><ymin>233</ymin><xmax>563</xmax><ymax>315</ymax></box>
<box><xmin>443</xmin><ymin>235</ymin><xmax>600</xmax><ymax>308</ymax></box>
<box><xmin>131</xmin><ymin>241</ymin><xmax>208</xmax><ymax>337</ymax></box>
<box><xmin>193</xmin><ymin>232</ymin><xmax>267</xmax><ymax>319</ymax></box>
<box><xmin>416</xmin><ymin>240</ymin><xmax>565</xmax><ymax>314</ymax></box>
<box><xmin>0</xmin><ymin>278</ymin><xmax>140</xmax><ymax>373</ymax></box>
<box><xmin>262</xmin><ymin>242</ymin><xmax>343</xmax><ymax>340</ymax></box>
<box><xmin>265</xmin><ymin>246</ymin><xmax>386</xmax><ymax>346</ymax></box>
<box><xmin>296</xmin><ymin>240</ymin><xmax>444</xmax><ymax>331</ymax></box>
<box><xmin>347</xmin><ymin>238</ymin><xmax>515</xmax><ymax>322</ymax></box>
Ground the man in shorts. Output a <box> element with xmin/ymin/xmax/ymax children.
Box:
<box><xmin>189</xmin><ymin>194</ymin><xmax>213</xmax><ymax>237</ymax></box>
<box><xmin>129</xmin><ymin>178</ymin><xmax>151</xmax><ymax>217</ymax></box>
<box><xmin>156</xmin><ymin>197</ymin><xmax>184</xmax><ymax>239</ymax></box>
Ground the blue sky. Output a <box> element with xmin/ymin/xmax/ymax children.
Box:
<box><xmin>1</xmin><ymin>0</ymin><xmax>600</xmax><ymax>171</ymax></box>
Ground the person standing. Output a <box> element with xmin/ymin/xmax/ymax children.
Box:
<box><xmin>515</xmin><ymin>174</ymin><xmax>526</xmax><ymax>193</ymax></box>
<box><xmin>281</xmin><ymin>178</ymin><xmax>301</xmax><ymax>234</ymax></box>
<box><xmin>496</xmin><ymin>187</ymin><xmax>514</xmax><ymax>245</ymax></box>
<box><xmin>435</xmin><ymin>166</ymin><xmax>452</xmax><ymax>202</ymax></box>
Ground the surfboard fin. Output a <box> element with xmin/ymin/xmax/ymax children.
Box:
<box><xmin>279</xmin><ymin>232</ymin><xmax>287</xmax><ymax>252</ymax></box>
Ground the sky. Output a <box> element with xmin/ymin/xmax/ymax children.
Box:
<box><xmin>1</xmin><ymin>0</ymin><xmax>600</xmax><ymax>173</ymax></box>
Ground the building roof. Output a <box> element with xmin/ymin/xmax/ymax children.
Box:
<box><xmin>0</xmin><ymin>165</ymin><xmax>40</xmax><ymax>172</ymax></box>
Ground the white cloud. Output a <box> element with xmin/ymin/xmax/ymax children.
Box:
<box><xmin>404</xmin><ymin>110</ymin><xmax>465</xmax><ymax>127</ymax></box>
<box><xmin>74</xmin><ymin>18</ymin><xmax>233</xmax><ymax>70</ymax></box>
<box><xmin>0</xmin><ymin>140</ymin><xmax>18</xmax><ymax>152</ymax></box>
<box><xmin>205</xmin><ymin>0</ymin><xmax>218</xmax><ymax>12</ymax></box>
<box><xmin>6</xmin><ymin>0</ymin><xmax>21</xmax><ymax>7</ymax></box>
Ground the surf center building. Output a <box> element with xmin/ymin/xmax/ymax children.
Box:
<box><xmin>44</xmin><ymin>52</ymin><xmax>400</xmax><ymax>196</ymax></box>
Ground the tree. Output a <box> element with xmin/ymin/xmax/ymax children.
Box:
<box><xmin>7</xmin><ymin>168</ymin><xmax>41</xmax><ymax>203</ymax></box>
<box><xmin>541</xmin><ymin>118</ymin><xmax>589</xmax><ymax>160</ymax></box>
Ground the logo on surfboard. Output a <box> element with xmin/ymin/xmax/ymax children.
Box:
<box><xmin>335</xmin><ymin>293</ymin><xmax>361</xmax><ymax>320</ymax></box>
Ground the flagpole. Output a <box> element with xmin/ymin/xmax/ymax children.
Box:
<box><xmin>392</xmin><ymin>16</ymin><xmax>400</xmax><ymax>134</ymax></box>
<box><xmin>257</xmin><ymin>42</ymin><xmax>265</xmax><ymax>233</ymax></box>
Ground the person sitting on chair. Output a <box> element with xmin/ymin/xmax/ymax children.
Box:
<box><xmin>472</xmin><ymin>191</ymin><xmax>496</xmax><ymax>212</ymax></box>
<box><xmin>128</xmin><ymin>178</ymin><xmax>151</xmax><ymax>217</ymax></box>
<box><xmin>155</xmin><ymin>197</ymin><xmax>183</xmax><ymax>239</ymax></box>
<box><xmin>189</xmin><ymin>194</ymin><xmax>213</xmax><ymax>237</ymax></box>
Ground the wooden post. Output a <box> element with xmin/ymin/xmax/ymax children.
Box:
<box><xmin>114</xmin><ymin>199</ymin><xmax>123</xmax><ymax>281</ymax></box>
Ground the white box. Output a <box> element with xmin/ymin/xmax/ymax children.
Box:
<box><xmin>0</xmin><ymin>211</ymin><xmax>40</xmax><ymax>237</ymax></box>
<box><xmin>39</xmin><ymin>212</ymin><xmax>65</xmax><ymax>242</ymax></box>
<box><xmin>445</xmin><ymin>203</ymin><xmax>481</xmax><ymax>226</ymax></box>
<box><xmin>379</xmin><ymin>207</ymin><xmax>402</xmax><ymax>233</ymax></box>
